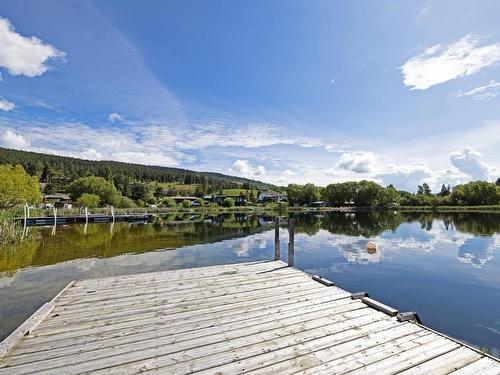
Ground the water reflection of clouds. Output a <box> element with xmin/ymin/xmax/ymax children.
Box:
<box><xmin>457</xmin><ymin>237</ymin><xmax>495</xmax><ymax>268</ymax></box>
<box><xmin>329</xmin><ymin>236</ymin><xmax>382</xmax><ymax>264</ymax></box>
<box><xmin>229</xmin><ymin>234</ymin><xmax>269</xmax><ymax>257</ymax></box>
<box><xmin>297</xmin><ymin>221</ymin><xmax>500</xmax><ymax>268</ymax></box>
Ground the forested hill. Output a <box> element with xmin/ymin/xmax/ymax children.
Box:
<box><xmin>0</xmin><ymin>147</ymin><xmax>277</xmax><ymax>191</ymax></box>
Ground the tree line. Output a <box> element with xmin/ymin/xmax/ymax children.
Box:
<box><xmin>286</xmin><ymin>180</ymin><xmax>500</xmax><ymax>207</ymax></box>
<box><xmin>0</xmin><ymin>147</ymin><xmax>277</xmax><ymax>193</ymax></box>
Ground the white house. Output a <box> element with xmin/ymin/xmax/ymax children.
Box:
<box><xmin>258</xmin><ymin>191</ymin><xmax>287</xmax><ymax>203</ymax></box>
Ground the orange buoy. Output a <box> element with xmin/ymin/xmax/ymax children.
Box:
<box><xmin>367</xmin><ymin>241</ymin><xmax>377</xmax><ymax>254</ymax></box>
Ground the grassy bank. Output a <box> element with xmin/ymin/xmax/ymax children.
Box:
<box><xmin>0</xmin><ymin>208</ymin><xmax>25</xmax><ymax>246</ymax></box>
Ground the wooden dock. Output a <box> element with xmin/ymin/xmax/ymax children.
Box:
<box><xmin>16</xmin><ymin>213</ymin><xmax>153</xmax><ymax>226</ymax></box>
<box><xmin>0</xmin><ymin>260</ymin><xmax>499</xmax><ymax>374</ymax></box>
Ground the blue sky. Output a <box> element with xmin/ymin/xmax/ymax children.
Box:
<box><xmin>0</xmin><ymin>0</ymin><xmax>499</xmax><ymax>191</ymax></box>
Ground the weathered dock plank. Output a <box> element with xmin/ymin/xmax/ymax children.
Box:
<box><xmin>0</xmin><ymin>260</ymin><xmax>499</xmax><ymax>374</ymax></box>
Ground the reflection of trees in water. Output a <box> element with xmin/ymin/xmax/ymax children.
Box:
<box><xmin>0</xmin><ymin>237</ymin><xmax>38</xmax><ymax>277</ymax></box>
<box><xmin>448</xmin><ymin>213</ymin><xmax>500</xmax><ymax>236</ymax></box>
<box><xmin>402</xmin><ymin>212</ymin><xmax>500</xmax><ymax>236</ymax></box>
<box><xmin>2</xmin><ymin>211</ymin><xmax>498</xmax><ymax>275</ymax></box>
<box><xmin>320</xmin><ymin>212</ymin><xmax>403</xmax><ymax>238</ymax></box>
<box><xmin>0</xmin><ymin>213</ymin><xmax>270</xmax><ymax>275</ymax></box>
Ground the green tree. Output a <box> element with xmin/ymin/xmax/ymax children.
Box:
<box><xmin>113</xmin><ymin>173</ymin><xmax>132</xmax><ymax>197</ymax></box>
<box><xmin>41</xmin><ymin>164</ymin><xmax>53</xmax><ymax>183</ymax></box>
<box><xmin>286</xmin><ymin>183</ymin><xmax>320</xmax><ymax>205</ymax></box>
<box><xmin>0</xmin><ymin>164</ymin><xmax>42</xmax><ymax>208</ymax></box>
<box><xmin>496</xmin><ymin>178</ymin><xmax>500</xmax><ymax>186</ymax></box>
<box><xmin>182</xmin><ymin>200</ymin><xmax>192</xmax><ymax>208</ymax></box>
<box><xmin>451</xmin><ymin>181</ymin><xmax>499</xmax><ymax>205</ymax></box>
<box><xmin>104</xmin><ymin>166</ymin><xmax>113</xmax><ymax>183</ymax></box>
<box><xmin>374</xmin><ymin>187</ymin><xmax>400</xmax><ymax>207</ymax></box>
<box><xmin>130</xmin><ymin>182</ymin><xmax>151</xmax><ymax>201</ymax></box>
<box><xmin>222</xmin><ymin>197</ymin><xmax>235</xmax><ymax>207</ymax></box>
<box><xmin>43</xmin><ymin>183</ymin><xmax>55</xmax><ymax>194</ymax></box>
<box><xmin>67</xmin><ymin>176</ymin><xmax>121</xmax><ymax>206</ymax></box>
<box><xmin>322</xmin><ymin>182</ymin><xmax>356</xmax><ymax>206</ymax></box>
<box><xmin>154</xmin><ymin>185</ymin><xmax>164</xmax><ymax>199</ymax></box>
<box><xmin>194</xmin><ymin>184</ymin><xmax>205</xmax><ymax>197</ymax></box>
<box><xmin>302</xmin><ymin>183</ymin><xmax>320</xmax><ymax>205</ymax></box>
<box><xmin>163</xmin><ymin>197</ymin><xmax>176</xmax><ymax>207</ymax></box>
<box><xmin>116</xmin><ymin>196</ymin><xmax>135</xmax><ymax>208</ymax></box>
<box><xmin>353</xmin><ymin>181</ymin><xmax>381</xmax><ymax>206</ymax></box>
<box><xmin>422</xmin><ymin>183</ymin><xmax>432</xmax><ymax>196</ymax></box>
<box><xmin>286</xmin><ymin>184</ymin><xmax>302</xmax><ymax>205</ymax></box>
<box><xmin>439</xmin><ymin>184</ymin><xmax>451</xmax><ymax>196</ymax></box>
<box><xmin>76</xmin><ymin>193</ymin><xmax>100</xmax><ymax>208</ymax></box>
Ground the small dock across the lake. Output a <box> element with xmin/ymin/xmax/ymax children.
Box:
<box><xmin>16</xmin><ymin>213</ymin><xmax>153</xmax><ymax>226</ymax></box>
<box><xmin>1</xmin><ymin>258</ymin><xmax>499</xmax><ymax>374</ymax></box>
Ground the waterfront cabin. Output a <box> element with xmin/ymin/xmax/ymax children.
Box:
<box><xmin>226</xmin><ymin>195</ymin><xmax>246</xmax><ymax>206</ymax></box>
<box><xmin>310</xmin><ymin>201</ymin><xmax>327</xmax><ymax>207</ymax></box>
<box><xmin>258</xmin><ymin>191</ymin><xmax>287</xmax><ymax>202</ymax></box>
<box><xmin>171</xmin><ymin>196</ymin><xmax>198</xmax><ymax>204</ymax></box>
<box><xmin>43</xmin><ymin>194</ymin><xmax>71</xmax><ymax>203</ymax></box>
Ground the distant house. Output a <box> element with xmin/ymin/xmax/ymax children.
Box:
<box><xmin>226</xmin><ymin>195</ymin><xmax>246</xmax><ymax>206</ymax></box>
<box><xmin>212</xmin><ymin>194</ymin><xmax>226</xmax><ymax>205</ymax></box>
<box><xmin>55</xmin><ymin>202</ymin><xmax>73</xmax><ymax>209</ymax></box>
<box><xmin>203</xmin><ymin>194</ymin><xmax>246</xmax><ymax>206</ymax></box>
<box><xmin>258</xmin><ymin>191</ymin><xmax>287</xmax><ymax>203</ymax></box>
<box><xmin>43</xmin><ymin>194</ymin><xmax>71</xmax><ymax>203</ymax></box>
<box><xmin>310</xmin><ymin>201</ymin><xmax>327</xmax><ymax>208</ymax></box>
<box><xmin>171</xmin><ymin>196</ymin><xmax>198</xmax><ymax>204</ymax></box>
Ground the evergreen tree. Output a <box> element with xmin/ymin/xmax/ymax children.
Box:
<box><xmin>439</xmin><ymin>184</ymin><xmax>451</xmax><ymax>196</ymax></box>
<box><xmin>422</xmin><ymin>183</ymin><xmax>432</xmax><ymax>196</ymax></box>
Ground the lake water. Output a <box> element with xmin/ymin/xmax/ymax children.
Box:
<box><xmin>1</xmin><ymin>211</ymin><xmax>499</xmax><ymax>358</ymax></box>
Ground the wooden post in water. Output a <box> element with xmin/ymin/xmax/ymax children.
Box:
<box><xmin>22</xmin><ymin>204</ymin><xmax>28</xmax><ymax>239</ymax></box>
<box><xmin>288</xmin><ymin>218</ymin><xmax>295</xmax><ymax>267</ymax></box>
<box><xmin>51</xmin><ymin>207</ymin><xmax>57</xmax><ymax>236</ymax></box>
<box><xmin>111</xmin><ymin>206</ymin><xmax>115</xmax><ymax>223</ymax></box>
<box><xmin>84</xmin><ymin>207</ymin><xmax>88</xmax><ymax>235</ymax></box>
<box><xmin>274</xmin><ymin>217</ymin><xmax>280</xmax><ymax>260</ymax></box>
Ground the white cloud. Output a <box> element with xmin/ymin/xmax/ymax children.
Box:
<box><xmin>324</xmin><ymin>143</ymin><xmax>339</xmax><ymax>152</ymax></box>
<box><xmin>231</xmin><ymin>160</ymin><xmax>266</xmax><ymax>177</ymax></box>
<box><xmin>108</xmin><ymin>112</ymin><xmax>124</xmax><ymax>122</ymax></box>
<box><xmin>449</xmin><ymin>147</ymin><xmax>493</xmax><ymax>180</ymax></box>
<box><xmin>401</xmin><ymin>35</ymin><xmax>500</xmax><ymax>90</ymax></box>
<box><xmin>173</xmin><ymin>122</ymin><xmax>320</xmax><ymax>150</ymax></box>
<box><xmin>111</xmin><ymin>152</ymin><xmax>179</xmax><ymax>166</ymax></box>
<box><xmin>0</xmin><ymin>129</ymin><xmax>29</xmax><ymax>149</ymax></box>
<box><xmin>255</xmin><ymin>165</ymin><xmax>267</xmax><ymax>176</ymax></box>
<box><xmin>283</xmin><ymin>169</ymin><xmax>296</xmax><ymax>176</ymax></box>
<box><xmin>232</xmin><ymin>160</ymin><xmax>252</xmax><ymax>175</ymax></box>
<box><xmin>335</xmin><ymin>151</ymin><xmax>377</xmax><ymax>173</ymax></box>
<box><xmin>0</xmin><ymin>17</ymin><xmax>66</xmax><ymax>78</ymax></box>
<box><xmin>376</xmin><ymin>164</ymin><xmax>432</xmax><ymax>192</ymax></box>
<box><xmin>455</xmin><ymin>80</ymin><xmax>500</xmax><ymax>101</ymax></box>
<box><xmin>80</xmin><ymin>148</ymin><xmax>102</xmax><ymax>160</ymax></box>
<box><xmin>0</xmin><ymin>98</ymin><xmax>15</xmax><ymax>111</ymax></box>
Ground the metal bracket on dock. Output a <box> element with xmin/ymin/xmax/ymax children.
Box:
<box><xmin>351</xmin><ymin>292</ymin><xmax>369</xmax><ymax>300</ymax></box>
<box><xmin>311</xmin><ymin>275</ymin><xmax>335</xmax><ymax>287</ymax></box>
<box><xmin>361</xmin><ymin>297</ymin><xmax>399</xmax><ymax>317</ymax></box>
<box><xmin>397</xmin><ymin>311</ymin><xmax>422</xmax><ymax>324</ymax></box>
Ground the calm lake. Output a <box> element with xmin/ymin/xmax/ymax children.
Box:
<box><xmin>1</xmin><ymin>211</ymin><xmax>499</xmax><ymax>358</ymax></box>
